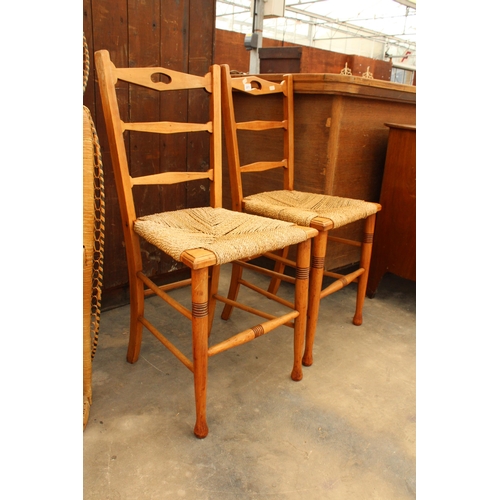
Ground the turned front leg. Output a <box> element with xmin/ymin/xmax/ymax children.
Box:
<box><xmin>302</xmin><ymin>230</ymin><xmax>328</xmax><ymax>367</ymax></box>
<box><xmin>191</xmin><ymin>267</ymin><xmax>210</xmax><ymax>438</ymax></box>
<box><xmin>291</xmin><ymin>238</ymin><xmax>311</xmax><ymax>381</ymax></box>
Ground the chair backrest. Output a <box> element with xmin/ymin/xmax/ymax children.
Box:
<box><xmin>220</xmin><ymin>64</ymin><xmax>294</xmax><ymax>212</ymax></box>
<box><xmin>95</xmin><ymin>50</ymin><xmax>222</xmax><ymax>240</ymax></box>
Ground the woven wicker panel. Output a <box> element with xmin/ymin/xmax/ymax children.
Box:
<box><xmin>83</xmin><ymin>106</ymin><xmax>95</xmax><ymax>430</ymax></box>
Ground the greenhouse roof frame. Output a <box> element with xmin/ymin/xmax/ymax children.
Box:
<box><xmin>216</xmin><ymin>0</ymin><xmax>416</xmax><ymax>63</ymax></box>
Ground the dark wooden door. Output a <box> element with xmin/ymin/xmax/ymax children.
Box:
<box><xmin>83</xmin><ymin>0</ymin><xmax>216</xmax><ymax>308</ymax></box>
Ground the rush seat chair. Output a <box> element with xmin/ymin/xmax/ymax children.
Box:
<box><xmin>95</xmin><ymin>50</ymin><xmax>317</xmax><ymax>438</ymax></box>
<box><xmin>220</xmin><ymin>64</ymin><xmax>381</xmax><ymax>367</ymax></box>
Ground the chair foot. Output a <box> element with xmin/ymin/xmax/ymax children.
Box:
<box><xmin>194</xmin><ymin>421</ymin><xmax>209</xmax><ymax>439</ymax></box>
<box><xmin>291</xmin><ymin>367</ymin><xmax>303</xmax><ymax>381</ymax></box>
<box><xmin>126</xmin><ymin>352</ymin><xmax>140</xmax><ymax>364</ymax></box>
<box><xmin>352</xmin><ymin>314</ymin><xmax>363</xmax><ymax>326</ymax></box>
<box><xmin>302</xmin><ymin>354</ymin><xmax>313</xmax><ymax>367</ymax></box>
<box><xmin>83</xmin><ymin>397</ymin><xmax>91</xmax><ymax>431</ymax></box>
<box><xmin>127</xmin><ymin>307</ymin><xmax>143</xmax><ymax>363</ymax></box>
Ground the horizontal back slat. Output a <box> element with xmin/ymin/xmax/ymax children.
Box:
<box><xmin>241</xmin><ymin>160</ymin><xmax>288</xmax><ymax>173</ymax></box>
<box><xmin>237</xmin><ymin>120</ymin><xmax>286</xmax><ymax>131</ymax></box>
<box><xmin>130</xmin><ymin>170</ymin><xmax>213</xmax><ymax>186</ymax></box>
<box><xmin>131</xmin><ymin>171</ymin><xmax>213</xmax><ymax>186</ymax></box>
<box><xmin>123</xmin><ymin>121</ymin><xmax>212</xmax><ymax>134</ymax></box>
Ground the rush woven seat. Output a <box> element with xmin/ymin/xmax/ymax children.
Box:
<box><xmin>95</xmin><ymin>50</ymin><xmax>316</xmax><ymax>438</ymax></box>
<box><xmin>135</xmin><ymin>207</ymin><xmax>310</xmax><ymax>265</ymax></box>
<box><xmin>243</xmin><ymin>190</ymin><xmax>379</xmax><ymax>228</ymax></box>
<box><xmin>220</xmin><ymin>64</ymin><xmax>381</xmax><ymax>367</ymax></box>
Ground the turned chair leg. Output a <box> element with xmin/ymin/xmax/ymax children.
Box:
<box><xmin>302</xmin><ymin>230</ymin><xmax>328</xmax><ymax>367</ymax></box>
<box><xmin>291</xmin><ymin>238</ymin><xmax>311</xmax><ymax>381</ymax></box>
<box><xmin>191</xmin><ymin>267</ymin><xmax>210</xmax><ymax>439</ymax></box>
<box><xmin>353</xmin><ymin>213</ymin><xmax>377</xmax><ymax>326</ymax></box>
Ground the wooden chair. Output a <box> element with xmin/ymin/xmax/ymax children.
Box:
<box><xmin>95</xmin><ymin>50</ymin><xmax>317</xmax><ymax>438</ymax></box>
<box><xmin>220</xmin><ymin>64</ymin><xmax>381</xmax><ymax>367</ymax></box>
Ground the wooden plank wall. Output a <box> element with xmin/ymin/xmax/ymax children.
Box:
<box><xmin>83</xmin><ymin>0</ymin><xmax>216</xmax><ymax>309</ymax></box>
<box><xmin>214</xmin><ymin>29</ymin><xmax>394</xmax><ymax>80</ymax></box>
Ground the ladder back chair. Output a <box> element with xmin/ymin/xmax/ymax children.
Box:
<box><xmin>220</xmin><ymin>64</ymin><xmax>381</xmax><ymax>367</ymax></box>
<box><xmin>95</xmin><ymin>50</ymin><xmax>317</xmax><ymax>438</ymax></box>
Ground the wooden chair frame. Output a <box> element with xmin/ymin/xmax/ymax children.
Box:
<box><xmin>220</xmin><ymin>64</ymin><xmax>381</xmax><ymax>367</ymax></box>
<box><xmin>95</xmin><ymin>50</ymin><xmax>316</xmax><ymax>438</ymax></box>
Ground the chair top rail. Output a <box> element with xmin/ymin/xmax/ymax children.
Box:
<box><xmin>113</xmin><ymin>66</ymin><xmax>212</xmax><ymax>92</ymax></box>
<box><xmin>229</xmin><ymin>74</ymin><xmax>286</xmax><ymax>96</ymax></box>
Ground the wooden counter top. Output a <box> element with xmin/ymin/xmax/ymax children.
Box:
<box><xmin>255</xmin><ymin>73</ymin><xmax>416</xmax><ymax>104</ymax></box>
<box><xmin>384</xmin><ymin>122</ymin><xmax>417</xmax><ymax>131</ymax></box>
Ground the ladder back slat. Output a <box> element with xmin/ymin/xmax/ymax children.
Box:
<box><xmin>236</xmin><ymin>120</ymin><xmax>286</xmax><ymax>131</ymax></box>
<box><xmin>123</xmin><ymin>121</ymin><xmax>212</xmax><ymax>134</ymax></box>
<box><xmin>131</xmin><ymin>171</ymin><xmax>213</xmax><ymax>186</ymax></box>
<box><xmin>240</xmin><ymin>161</ymin><xmax>287</xmax><ymax>173</ymax></box>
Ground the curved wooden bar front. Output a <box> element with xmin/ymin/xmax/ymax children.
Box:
<box><xmin>223</xmin><ymin>73</ymin><xmax>416</xmax><ymax>271</ymax></box>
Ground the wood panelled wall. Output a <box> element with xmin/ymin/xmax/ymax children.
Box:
<box><xmin>83</xmin><ymin>0</ymin><xmax>216</xmax><ymax>309</ymax></box>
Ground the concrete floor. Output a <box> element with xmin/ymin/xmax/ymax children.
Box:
<box><xmin>84</xmin><ymin>264</ymin><xmax>416</xmax><ymax>499</ymax></box>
